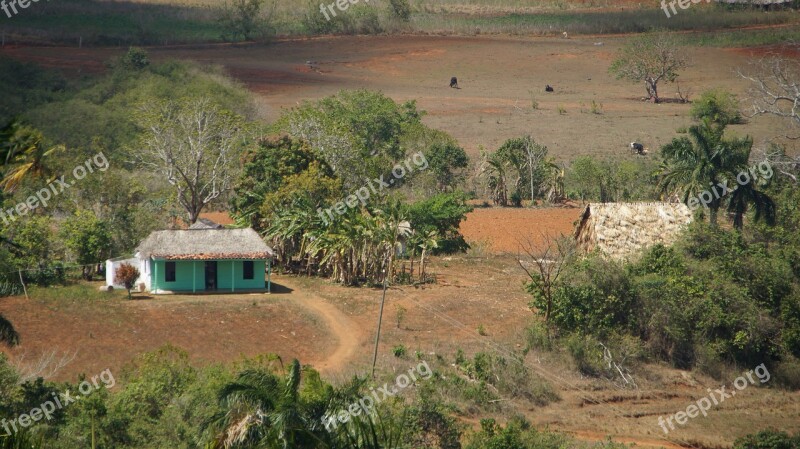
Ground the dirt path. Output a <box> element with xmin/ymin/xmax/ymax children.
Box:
<box><xmin>278</xmin><ymin>278</ymin><xmax>364</xmax><ymax>375</ymax></box>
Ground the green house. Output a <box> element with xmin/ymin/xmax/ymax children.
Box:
<box><xmin>135</xmin><ymin>226</ymin><xmax>274</xmax><ymax>294</ymax></box>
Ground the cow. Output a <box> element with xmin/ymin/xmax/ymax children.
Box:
<box><xmin>545</xmin><ymin>85</ymin><xmax>554</xmax><ymax>92</ymax></box>
<box><xmin>450</xmin><ymin>77</ymin><xmax>459</xmax><ymax>89</ymax></box>
<box><xmin>630</xmin><ymin>142</ymin><xmax>648</xmax><ymax>155</ymax></box>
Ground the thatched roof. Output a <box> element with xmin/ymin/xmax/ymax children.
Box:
<box><xmin>574</xmin><ymin>202</ymin><xmax>693</xmax><ymax>260</ymax></box>
<box><xmin>137</xmin><ymin>228</ymin><xmax>273</xmax><ymax>260</ymax></box>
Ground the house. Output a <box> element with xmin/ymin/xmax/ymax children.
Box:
<box><xmin>574</xmin><ymin>202</ymin><xmax>693</xmax><ymax>260</ymax></box>
<box><xmin>105</xmin><ymin>226</ymin><xmax>273</xmax><ymax>294</ymax></box>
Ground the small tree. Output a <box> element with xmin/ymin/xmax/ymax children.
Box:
<box><xmin>388</xmin><ymin>0</ymin><xmax>412</xmax><ymax>21</ymax></box>
<box><xmin>518</xmin><ymin>234</ymin><xmax>577</xmax><ymax>323</ymax></box>
<box><xmin>114</xmin><ymin>263</ymin><xmax>140</xmax><ymax>300</ymax></box>
<box><xmin>60</xmin><ymin>210</ymin><xmax>113</xmax><ymax>280</ymax></box>
<box><xmin>219</xmin><ymin>0</ymin><xmax>276</xmax><ymax>41</ymax></box>
<box><xmin>610</xmin><ymin>31</ymin><xmax>688</xmax><ymax>103</ymax></box>
<box><xmin>691</xmin><ymin>89</ymin><xmax>743</xmax><ymax>125</ymax></box>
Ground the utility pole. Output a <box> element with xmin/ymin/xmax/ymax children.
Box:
<box><xmin>371</xmin><ymin>255</ymin><xmax>390</xmax><ymax>378</ymax></box>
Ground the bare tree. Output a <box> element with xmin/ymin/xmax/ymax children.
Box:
<box><xmin>517</xmin><ymin>233</ymin><xmax>577</xmax><ymax>322</ymax></box>
<box><xmin>12</xmin><ymin>349</ymin><xmax>78</xmax><ymax>382</ymax></box>
<box><xmin>740</xmin><ymin>47</ymin><xmax>800</xmax><ymax>140</ymax></box>
<box><xmin>134</xmin><ymin>98</ymin><xmax>245</xmax><ymax>224</ymax></box>
<box><xmin>610</xmin><ymin>31</ymin><xmax>689</xmax><ymax>103</ymax></box>
<box><xmin>756</xmin><ymin>145</ymin><xmax>800</xmax><ymax>185</ymax></box>
<box><xmin>522</xmin><ymin>136</ymin><xmax>548</xmax><ymax>203</ymax></box>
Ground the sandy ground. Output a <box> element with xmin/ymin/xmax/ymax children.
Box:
<box><xmin>460</xmin><ymin>206</ymin><xmax>583</xmax><ymax>253</ymax></box>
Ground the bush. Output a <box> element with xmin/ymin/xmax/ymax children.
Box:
<box><xmin>119</xmin><ymin>47</ymin><xmax>150</xmax><ymax>70</ymax></box>
<box><xmin>691</xmin><ymin>88</ymin><xmax>743</xmax><ymax>125</ymax></box>
<box><xmin>734</xmin><ymin>429</ymin><xmax>800</xmax><ymax>449</ymax></box>
<box><xmin>388</xmin><ymin>0</ymin><xmax>411</xmax><ymax>21</ymax></box>
<box><xmin>392</xmin><ymin>344</ymin><xmax>407</xmax><ymax>358</ymax></box>
<box><xmin>774</xmin><ymin>357</ymin><xmax>800</xmax><ymax>390</ymax></box>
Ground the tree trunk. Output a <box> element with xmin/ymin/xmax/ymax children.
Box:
<box><xmin>419</xmin><ymin>248</ymin><xmax>427</xmax><ymax>282</ymax></box>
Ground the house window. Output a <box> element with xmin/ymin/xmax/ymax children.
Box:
<box><xmin>165</xmin><ymin>261</ymin><xmax>176</xmax><ymax>282</ymax></box>
<box><xmin>243</xmin><ymin>261</ymin><xmax>254</xmax><ymax>280</ymax></box>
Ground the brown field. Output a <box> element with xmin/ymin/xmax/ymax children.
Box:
<box><xmin>1</xmin><ymin>34</ymin><xmax>795</xmax><ymax>161</ymax></box>
<box><xmin>1</xmin><ymin>34</ymin><xmax>799</xmax><ymax>448</ymax></box>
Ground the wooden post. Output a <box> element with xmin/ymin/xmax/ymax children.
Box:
<box><xmin>371</xmin><ymin>256</ymin><xmax>389</xmax><ymax>378</ymax></box>
<box><xmin>18</xmin><ymin>269</ymin><xmax>28</xmax><ymax>300</ymax></box>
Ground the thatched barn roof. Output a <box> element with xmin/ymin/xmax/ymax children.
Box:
<box><xmin>574</xmin><ymin>202</ymin><xmax>693</xmax><ymax>260</ymax></box>
<box><xmin>137</xmin><ymin>228</ymin><xmax>273</xmax><ymax>260</ymax></box>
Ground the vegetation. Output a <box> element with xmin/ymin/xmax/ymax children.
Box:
<box><xmin>658</xmin><ymin>120</ymin><xmax>775</xmax><ymax>229</ymax></box>
<box><xmin>0</xmin><ymin>313</ymin><xmax>18</xmax><ymax>346</ymax></box>
<box><xmin>479</xmin><ymin>136</ymin><xmax>562</xmax><ymax>206</ymax></box>
<box><xmin>691</xmin><ymin>89</ymin><xmax>744</xmax><ymax>126</ymax></box>
<box><xmin>114</xmin><ymin>263</ymin><xmax>141</xmax><ymax>300</ymax></box>
<box><xmin>0</xmin><ymin>2</ymin><xmax>797</xmax><ymax>45</ymax></box>
<box><xmin>610</xmin><ymin>31</ymin><xmax>688</xmax><ymax>103</ymax></box>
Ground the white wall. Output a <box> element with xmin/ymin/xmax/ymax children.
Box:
<box><xmin>105</xmin><ymin>257</ymin><xmax>149</xmax><ymax>291</ymax></box>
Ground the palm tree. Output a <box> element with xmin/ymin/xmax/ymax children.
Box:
<box><xmin>0</xmin><ymin>121</ymin><xmax>64</xmax><ymax>192</ymax></box>
<box><xmin>208</xmin><ymin>359</ymin><xmax>327</xmax><ymax>449</ymax></box>
<box><xmin>0</xmin><ymin>313</ymin><xmax>18</xmax><ymax>347</ymax></box>
<box><xmin>658</xmin><ymin>121</ymin><xmax>745</xmax><ymax>226</ymax></box>
<box><xmin>481</xmin><ymin>152</ymin><xmax>508</xmax><ymax>206</ymax></box>
<box><xmin>722</xmin><ymin>143</ymin><xmax>777</xmax><ymax>230</ymax></box>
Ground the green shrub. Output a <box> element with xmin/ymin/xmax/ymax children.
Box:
<box><xmin>523</xmin><ymin>321</ymin><xmax>553</xmax><ymax>353</ymax></box>
<box><xmin>774</xmin><ymin>357</ymin><xmax>800</xmax><ymax>390</ymax></box>
<box><xmin>734</xmin><ymin>429</ymin><xmax>800</xmax><ymax>449</ymax></box>
<box><xmin>392</xmin><ymin>344</ymin><xmax>407</xmax><ymax>358</ymax></box>
<box><xmin>691</xmin><ymin>88</ymin><xmax>743</xmax><ymax>125</ymax></box>
<box><xmin>388</xmin><ymin>0</ymin><xmax>411</xmax><ymax>21</ymax></box>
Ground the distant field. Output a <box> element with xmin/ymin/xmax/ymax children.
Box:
<box><xmin>0</xmin><ymin>0</ymin><xmax>797</xmax><ymax>46</ymax></box>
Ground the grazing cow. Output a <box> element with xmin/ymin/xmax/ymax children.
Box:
<box><xmin>450</xmin><ymin>77</ymin><xmax>459</xmax><ymax>88</ymax></box>
<box><xmin>630</xmin><ymin>142</ymin><xmax>647</xmax><ymax>155</ymax></box>
<box><xmin>545</xmin><ymin>85</ymin><xmax>554</xmax><ymax>92</ymax></box>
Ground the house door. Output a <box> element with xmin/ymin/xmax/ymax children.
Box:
<box><xmin>205</xmin><ymin>261</ymin><xmax>217</xmax><ymax>291</ymax></box>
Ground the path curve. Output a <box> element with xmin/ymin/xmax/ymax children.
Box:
<box><xmin>278</xmin><ymin>278</ymin><xmax>363</xmax><ymax>375</ymax></box>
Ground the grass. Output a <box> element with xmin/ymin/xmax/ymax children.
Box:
<box><xmin>0</xmin><ymin>0</ymin><xmax>797</xmax><ymax>46</ymax></box>
<box><xmin>411</xmin><ymin>7</ymin><xmax>797</xmax><ymax>36</ymax></box>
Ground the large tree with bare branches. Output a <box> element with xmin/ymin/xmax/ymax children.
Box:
<box><xmin>741</xmin><ymin>50</ymin><xmax>800</xmax><ymax>138</ymax></box>
<box><xmin>740</xmin><ymin>48</ymin><xmax>800</xmax><ymax>184</ymax></box>
<box><xmin>610</xmin><ymin>31</ymin><xmax>688</xmax><ymax>103</ymax></box>
<box><xmin>133</xmin><ymin>98</ymin><xmax>246</xmax><ymax>224</ymax></box>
